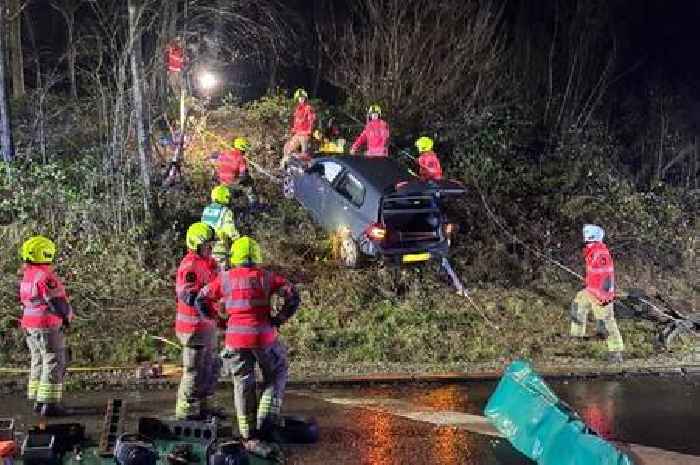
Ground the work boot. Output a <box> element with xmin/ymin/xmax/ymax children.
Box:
<box><xmin>40</xmin><ymin>403</ymin><xmax>70</xmax><ymax>417</ymax></box>
<box><xmin>607</xmin><ymin>351</ymin><xmax>624</xmax><ymax>364</ymax></box>
<box><xmin>32</xmin><ymin>402</ymin><xmax>43</xmax><ymax>414</ymax></box>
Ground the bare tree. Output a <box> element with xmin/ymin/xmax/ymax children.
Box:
<box><xmin>510</xmin><ymin>0</ymin><xmax>616</xmax><ymax>141</ymax></box>
<box><xmin>50</xmin><ymin>0</ymin><xmax>82</xmax><ymax>98</ymax></box>
<box><xmin>8</xmin><ymin>0</ymin><xmax>24</xmax><ymax>98</ymax></box>
<box><xmin>0</xmin><ymin>0</ymin><xmax>14</xmax><ymax>161</ymax></box>
<box><xmin>316</xmin><ymin>0</ymin><xmax>504</xmax><ymax>129</ymax></box>
<box><xmin>128</xmin><ymin>0</ymin><xmax>154</xmax><ymax>219</ymax></box>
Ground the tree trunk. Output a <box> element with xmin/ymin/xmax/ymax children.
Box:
<box><xmin>128</xmin><ymin>0</ymin><xmax>154</xmax><ymax>219</ymax></box>
<box><xmin>8</xmin><ymin>0</ymin><xmax>24</xmax><ymax>98</ymax></box>
<box><xmin>0</xmin><ymin>1</ymin><xmax>15</xmax><ymax>161</ymax></box>
<box><xmin>67</xmin><ymin>11</ymin><xmax>76</xmax><ymax>98</ymax></box>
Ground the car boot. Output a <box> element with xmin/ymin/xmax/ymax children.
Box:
<box><xmin>40</xmin><ymin>403</ymin><xmax>70</xmax><ymax>417</ymax></box>
<box><xmin>32</xmin><ymin>402</ymin><xmax>43</xmax><ymax>414</ymax></box>
<box><xmin>607</xmin><ymin>351</ymin><xmax>624</xmax><ymax>364</ymax></box>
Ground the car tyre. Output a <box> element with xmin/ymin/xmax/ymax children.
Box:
<box><xmin>282</xmin><ymin>171</ymin><xmax>295</xmax><ymax>199</ymax></box>
<box><xmin>338</xmin><ymin>234</ymin><xmax>362</xmax><ymax>268</ymax></box>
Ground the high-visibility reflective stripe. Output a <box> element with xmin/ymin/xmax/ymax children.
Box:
<box><xmin>225</xmin><ymin>298</ymin><xmax>269</xmax><ymax>309</ymax></box>
<box><xmin>225</xmin><ymin>325</ymin><xmax>273</xmax><ymax>335</ymax></box>
<box><xmin>23</xmin><ymin>307</ymin><xmax>48</xmax><ymax>316</ymax></box>
<box><xmin>590</xmin><ymin>266</ymin><xmax>614</xmax><ymax>273</ymax></box>
<box><xmin>176</xmin><ymin>314</ymin><xmax>201</xmax><ymax>324</ymax></box>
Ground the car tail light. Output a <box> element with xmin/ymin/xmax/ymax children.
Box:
<box><xmin>443</xmin><ymin>223</ymin><xmax>458</xmax><ymax>236</ymax></box>
<box><xmin>366</xmin><ymin>223</ymin><xmax>386</xmax><ymax>241</ymax></box>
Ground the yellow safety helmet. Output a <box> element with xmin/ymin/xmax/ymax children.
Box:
<box><xmin>230</xmin><ymin>236</ymin><xmax>262</xmax><ymax>266</ymax></box>
<box><xmin>233</xmin><ymin>137</ymin><xmax>250</xmax><ymax>152</ymax></box>
<box><xmin>293</xmin><ymin>88</ymin><xmax>308</xmax><ymax>100</ymax></box>
<box><xmin>186</xmin><ymin>222</ymin><xmax>214</xmax><ymax>251</ymax></box>
<box><xmin>21</xmin><ymin>236</ymin><xmax>56</xmax><ymax>264</ymax></box>
<box><xmin>367</xmin><ymin>104</ymin><xmax>382</xmax><ymax>116</ymax></box>
<box><xmin>415</xmin><ymin>136</ymin><xmax>434</xmax><ymax>153</ymax></box>
<box><xmin>211</xmin><ymin>185</ymin><xmax>231</xmax><ymax>205</ymax></box>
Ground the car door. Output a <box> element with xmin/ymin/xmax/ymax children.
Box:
<box><xmin>323</xmin><ymin>170</ymin><xmax>370</xmax><ymax>238</ymax></box>
<box><xmin>296</xmin><ymin>160</ymin><xmax>344</xmax><ymax>224</ymax></box>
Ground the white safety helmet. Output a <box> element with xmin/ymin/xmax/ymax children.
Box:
<box><xmin>582</xmin><ymin>224</ymin><xmax>605</xmax><ymax>242</ymax></box>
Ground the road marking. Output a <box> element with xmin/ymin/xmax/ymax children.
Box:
<box><xmin>294</xmin><ymin>390</ymin><xmax>700</xmax><ymax>464</ymax></box>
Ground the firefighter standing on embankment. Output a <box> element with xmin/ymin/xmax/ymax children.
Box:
<box><xmin>19</xmin><ymin>236</ymin><xmax>74</xmax><ymax>417</ymax></box>
<box><xmin>569</xmin><ymin>224</ymin><xmax>625</xmax><ymax>363</ymax></box>
<box><xmin>281</xmin><ymin>89</ymin><xmax>316</xmax><ymax>168</ymax></box>
<box><xmin>211</xmin><ymin>137</ymin><xmax>257</xmax><ymax>205</ymax></box>
<box><xmin>350</xmin><ymin>104</ymin><xmax>390</xmax><ymax>157</ymax></box>
<box><xmin>174</xmin><ymin>223</ymin><xmax>221</xmax><ymax>420</ymax></box>
<box><xmin>195</xmin><ymin>237</ymin><xmax>300</xmax><ymax>459</ymax></box>
<box><xmin>415</xmin><ymin>136</ymin><xmax>444</xmax><ymax>181</ymax></box>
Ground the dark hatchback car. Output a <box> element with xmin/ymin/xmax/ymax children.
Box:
<box><xmin>283</xmin><ymin>156</ymin><xmax>465</xmax><ymax>267</ymax></box>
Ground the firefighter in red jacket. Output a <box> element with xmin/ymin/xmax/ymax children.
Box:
<box><xmin>195</xmin><ymin>237</ymin><xmax>299</xmax><ymax>459</ymax></box>
<box><xmin>569</xmin><ymin>224</ymin><xmax>624</xmax><ymax>363</ymax></box>
<box><xmin>175</xmin><ymin>223</ymin><xmax>221</xmax><ymax>420</ymax></box>
<box><xmin>350</xmin><ymin>104</ymin><xmax>390</xmax><ymax>157</ymax></box>
<box><xmin>281</xmin><ymin>88</ymin><xmax>316</xmax><ymax>168</ymax></box>
<box><xmin>415</xmin><ymin>136</ymin><xmax>444</xmax><ymax>181</ymax></box>
<box><xmin>19</xmin><ymin>236</ymin><xmax>74</xmax><ymax>417</ymax></box>
<box><xmin>166</xmin><ymin>37</ymin><xmax>186</xmax><ymax>96</ymax></box>
<box><xmin>211</xmin><ymin>137</ymin><xmax>256</xmax><ymax>205</ymax></box>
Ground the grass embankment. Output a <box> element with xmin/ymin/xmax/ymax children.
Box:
<box><xmin>0</xmin><ymin>95</ymin><xmax>697</xmax><ymax>376</ymax></box>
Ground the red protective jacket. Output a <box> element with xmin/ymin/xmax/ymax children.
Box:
<box><xmin>583</xmin><ymin>242</ymin><xmax>615</xmax><ymax>304</ymax></box>
<box><xmin>20</xmin><ymin>264</ymin><xmax>71</xmax><ymax>329</ymax></box>
<box><xmin>292</xmin><ymin>102</ymin><xmax>316</xmax><ymax>136</ymax></box>
<box><xmin>199</xmin><ymin>266</ymin><xmax>293</xmax><ymax>349</ymax></box>
<box><xmin>175</xmin><ymin>251</ymin><xmax>218</xmax><ymax>334</ymax></box>
<box><xmin>418</xmin><ymin>151</ymin><xmax>443</xmax><ymax>181</ymax></box>
<box><xmin>351</xmin><ymin>119</ymin><xmax>390</xmax><ymax>157</ymax></box>
<box><xmin>216</xmin><ymin>148</ymin><xmax>247</xmax><ymax>185</ymax></box>
<box><xmin>166</xmin><ymin>44</ymin><xmax>184</xmax><ymax>73</ymax></box>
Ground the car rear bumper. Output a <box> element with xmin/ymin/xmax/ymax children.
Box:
<box><xmin>363</xmin><ymin>239</ymin><xmax>450</xmax><ymax>266</ymax></box>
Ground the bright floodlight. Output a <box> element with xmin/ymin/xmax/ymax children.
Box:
<box><xmin>198</xmin><ymin>71</ymin><xmax>218</xmax><ymax>90</ymax></box>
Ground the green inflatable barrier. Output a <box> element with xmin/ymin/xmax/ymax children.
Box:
<box><xmin>484</xmin><ymin>360</ymin><xmax>635</xmax><ymax>465</ymax></box>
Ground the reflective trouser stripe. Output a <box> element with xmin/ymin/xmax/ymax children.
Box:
<box><xmin>27</xmin><ymin>380</ymin><xmax>39</xmax><ymax>400</ymax></box>
<box><xmin>228</xmin><ymin>341</ymin><xmax>288</xmax><ymax>439</ymax></box>
<box><xmin>37</xmin><ymin>383</ymin><xmax>63</xmax><ymax>402</ymax></box>
<box><xmin>25</xmin><ymin>328</ymin><xmax>65</xmax><ymax>402</ymax></box>
<box><xmin>570</xmin><ymin>290</ymin><xmax>624</xmax><ymax>352</ymax></box>
<box><xmin>176</xmin><ymin>399</ymin><xmax>200</xmax><ymax>418</ymax></box>
<box><xmin>175</xmin><ymin>330</ymin><xmax>218</xmax><ymax>419</ymax></box>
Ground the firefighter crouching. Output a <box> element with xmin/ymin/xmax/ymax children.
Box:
<box><xmin>19</xmin><ymin>236</ymin><xmax>74</xmax><ymax>417</ymax></box>
<box><xmin>175</xmin><ymin>223</ymin><xmax>221</xmax><ymax>420</ymax></box>
<box><xmin>195</xmin><ymin>237</ymin><xmax>300</xmax><ymax>458</ymax></box>
<box><xmin>569</xmin><ymin>224</ymin><xmax>625</xmax><ymax>363</ymax></box>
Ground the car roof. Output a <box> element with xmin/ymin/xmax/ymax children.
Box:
<box><xmin>315</xmin><ymin>156</ymin><xmax>415</xmax><ymax>192</ymax></box>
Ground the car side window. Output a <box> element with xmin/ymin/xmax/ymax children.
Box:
<box><xmin>335</xmin><ymin>172</ymin><xmax>365</xmax><ymax>207</ymax></box>
<box><xmin>320</xmin><ymin>161</ymin><xmax>343</xmax><ymax>184</ymax></box>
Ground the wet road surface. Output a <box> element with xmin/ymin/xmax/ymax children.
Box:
<box><xmin>1</xmin><ymin>375</ymin><xmax>699</xmax><ymax>464</ymax></box>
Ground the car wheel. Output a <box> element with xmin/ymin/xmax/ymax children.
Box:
<box><xmin>338</xmin><ymin>234</ymin><xmax>361</xmax><ymax>268</ymax></box>
<box><xmin>282</xmin><ymin>172</ymin><xmax>295</xmax><ymax>199</ymax></box>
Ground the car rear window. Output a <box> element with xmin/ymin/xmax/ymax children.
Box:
<box><xmin>335</xmin><ymin>172</ymin><xmax>365</xmax><ymax>207</ymax></box>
